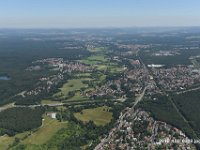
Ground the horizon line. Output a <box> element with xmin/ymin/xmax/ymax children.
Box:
<box><xmin>1</xmin><ymin>26</ymin><xmax>200</xmax><ymax>30</ymax></box>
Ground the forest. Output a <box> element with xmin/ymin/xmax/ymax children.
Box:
<box><xmin>0</xmin><ymin>107</ymin><xmax>45</xmax><ymax>136</ymax></box>
<box><xmin>172</xmin><ymin>90</ymin><xmax>200</xmax><ymax>138</ymax></box>
<box><xmin>0</xmin><ymin>30</ymin><xmax>90</xmax><ymax>105</ymax></box>
<box><xmin>138</xmin><ymin>94</ymin><xmax>197</xmax><ymax>139</ymax></box>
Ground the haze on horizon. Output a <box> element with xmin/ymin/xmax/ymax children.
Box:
<box><xmin>0</xmin><ymin>0</ymin><xmax>200</xmax><ymax>28</ymax></box>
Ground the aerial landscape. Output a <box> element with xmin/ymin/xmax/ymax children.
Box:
<box><xmin>1</xmin><ymin>0</ymin><xmax>200</xmax><ymax>150</ymax></box>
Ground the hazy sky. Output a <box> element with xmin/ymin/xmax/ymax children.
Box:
<box><xmin>0</xmin><ymin>0</ymin><xmax>200</xmax><ymax>28</ymax></box>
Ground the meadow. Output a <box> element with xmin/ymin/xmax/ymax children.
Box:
<box><xmin>22</xmin><ymin>116</ymin><xmax>68</xmax><ymax>145</ymax></box>
<box><xmin>53</xmin><ymin>78</ymin><xmax>89</xmax><ymax>99</ymax></box>
<box><xmin>74</xmin><ymin>106</ymin><xmax>113</xmax><ymax>126</ymax></box>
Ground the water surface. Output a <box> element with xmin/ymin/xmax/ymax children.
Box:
<box><xmin>0</xmin><ymin>76</ymin><xmax>10</xmax><ymax>81</ymax></box>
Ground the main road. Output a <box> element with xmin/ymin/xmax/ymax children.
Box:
<box><xmin>94</xmin><ymin>87</ymin><xmax>147</xmax><ymax>150</ymax></box>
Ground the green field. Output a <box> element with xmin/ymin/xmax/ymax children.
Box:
<box><xmin>0</xmin><ymin>131</ymin><xmax>34</xmax><ymax>150</ymax></box>
<box><xmin>22</xmin><ymin>116</ymin><xmax>68</xmax><ymax>145</ymax></box>
<box><xmin>80</xmin><ymin>55</ymin><xmax>108</xmax><ymax>65</ymax></box>
<box><xmin>41</xmin><ymin>100</ymin><xmax>62</xmax><ymax>105</ymax></box>
<box><xmin>66</xmin><ymin>92</ymin><xmax>88</xmax><ymax>101</ymax></box>
<box><xmin>74</xmin><ymin>73</ymin><xmax>92</xmax><ymax>78</ymax></box>
<box><xmin>99</xmin><ymin>74</ymin><xmax>107</xmax><ymax>81</ymax></box>
<box><xmin>88</xmin><ymin>47</ymin><xmax>106</xmax><ymax>53</ymax></box>
<box><xmin>95</xmin><ymin>64</ymin><xmax>108</xmax><ymax>70</ymax></box>
<box><xmin>74</xmin><ymin>106</ymin><xmax>113</xmax><ymax>126</ymax></box>
<box><xmin>108</xmin><ymin>65</ymin><xmax>125</xmax><ymax>73</ymax></box>
<box><xmin>0</xmin><ymin>116</ymin><xmax>68</xmax><ymax>149</ymax></box>
<box><xmin>0</xmin><ymin>135</ymin><xmax>14</xmax><ymax>150</ymax></box>
<box><xmin>53</xmin><ymin>78</ymin><xmax>89</xmax><ymax>99</ymax></box>
<box><xmin>87</xmin><ymin>55</ymin><xmax>108</xmax><ymax>62</ymax></box>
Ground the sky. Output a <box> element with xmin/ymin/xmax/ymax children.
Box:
<box><xmin>0</xmin><ymin>0</ymin><xmax>200</xmax><ymax>28</ymax></box>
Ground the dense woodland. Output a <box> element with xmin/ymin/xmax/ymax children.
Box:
<box><xmin>0</xmin><ymin>30</ymin><xmax>90</xmax><ymax>105</ymax></box>
<box><xmin>172</xmin><ymin>91</ymin><xmax>200</xmax><ymax>138</ymax></box>
<box><xmin>1</xmin><ymin>29</ymin><xmax>200</xmax><ymax>149</ymax></box>
<box><xmin>138</xmin><ymin>95</ymin><xmax>197</xmax><ymax>139</ymax></box>
<box><xmin>0</xmin><ymin>107</ymin><xmax>45</xmax><ymax>136</ymax></box>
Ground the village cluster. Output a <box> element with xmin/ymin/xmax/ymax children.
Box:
<box><xmin>152</xmin><ymin>66</ymin><xmax>200</xmax><ymax>91</ymax></box>
<box><xmin>24</xmin><ymin>58</ymin><xmax>92</xmax><ymax>97</ymax></box>
<box><xmin>98</xmin><ymin>109</ymin><xmax>195</xmax><ymax>150</ymax></box>
<box><xmin>20</xmin><ymin>43</ymin><xmax>200</xmax><ymax>150</ymax></box>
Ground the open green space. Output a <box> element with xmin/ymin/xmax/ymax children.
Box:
<box><xmin>87</xmin><ymin>55</ymin><xmax>108</xmax><ymax>62</ymax></box>
<box><xmin>53</xmin><ymin>78</ymin><xmax>89</xmax><ymax>99</ymax></box>
<box><xmin>0</xmin><ymin>116</ymin><xmax>68</xmax><ymax>149</ymax></box>
<box><xmin>95</xmin><ymin>64</ymin><xmax>108</xmax><ymax>70</ymax></box>
<box><xmin>0</xmin><ymin>135</ymin><xmax>14</xmax><ymax>150</ymax></box>
<box><xmin>88</xmin><ymin>47</ymin><xmax>106</xmax><ymax>53</ymax></box>
<box><xmin>41</xmin><ymin>100</ymin><xmax>62</xmax><ymax>105</ymax></box>
<box><xmin>107</xmin><ymin>65</ymin><xmax>125</xmax><ymax>73</ymax></box>
<box><xmin>22</xmin><ymin>116</ymin><xmax>68</xmax><ymax>145</ymax></box>
<box><xmin>65</xmin><ymin>92</ymin><xmax>88</xmax><ymax>102</ymax></box>
<box><xmin>74</xmin><ymin>73</ymin><xmax>92</xmax><ymax>78</ymax></box>
<box><xmin>0</xmin><ymin>130</ymin><xmax>33</xmax><ymax>149</ymax></box>
<box><xmin>74</xmin><ymin>106</ymin><xmax>113</xmax><ymax>126</ymax></box>
<box><xmin>80</xmin><ymin>55</ymin><xmax>108</xmax><ymax>65</ymax></box>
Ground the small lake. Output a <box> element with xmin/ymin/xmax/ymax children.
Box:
<box><xmin>0</xmin><ymin>76</ymin><xmax>10</xmax><ymax>81</ymax></box>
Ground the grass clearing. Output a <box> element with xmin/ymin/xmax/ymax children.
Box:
<box><xmin>108</xmin><ymin>65</ymin><xmax>124</xmax><ymax>73</ymax></box>
<box><xmin>56</xmin><ymin>106</ymin><xmax>67</xmax><ymax>111</ymax></box>
<box><xmin>66</xmin><ymin>92</ymin><xmax>87</xmax><ymax>101</ymax></box>
<box><xmin>0</xmin><ymin>131</ymin><xmax>31</xmax><ymax>149</ymax></box>
<box><xmin>95</xmin><ymin>65</ymin><xmax>107</xmax><ymax>70</ymax></box>
<box><xmin>74</xmin><ymin>73</ymin><xmax>91</xmax><ymax>78</ymax></box>
<box><xmin>0</xmin><ymin>135</ymin><xmax>14</xmax><ymax>150</ymax></box>
<box><xmin>41</xmin><ymin>100</ymin><xmax>62</xmax><ymax>105</ymax></box>
<box><xmin>88</xmin><ymin>47</ymin><xmax>106</xmax><ymax>53</ymax></box>
<box><xmin>80</xmin><ymin>54</ymin><xmax>108</xmax><ymax>65</ymax></box>
<box><xmin>100</xmin><ymin>74</ymin><xmax>107</xmax><ymax>81</ymax></box>
<box><xmin>87</xmin><ymin>55</ymin><xmax>108</xmax><ymax>62</ymax></box>
<box><xmin>22</xmin><ymin>116</ymin><xmax>68</xmax><ymax>145</ymax></box>
<box><xmin>74</xmin><ymin>106</ymin><xmax>113</xmax><ymax>126</ymax></box>
<box><xmin>53</xmin><ymin>78</ymin><xmax>89</xmax><ymax>98</ymax></box>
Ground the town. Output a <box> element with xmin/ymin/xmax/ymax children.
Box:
<box><xmin>1</xmin><ymin>28</ymin><xmax>200</xmax><ymax>149</ymax></box>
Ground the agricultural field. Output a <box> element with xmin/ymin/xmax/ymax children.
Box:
<box><xmin>74</xmin><ymin>106</ymin><xmax>113</xmax><ymax>126</ymax></box>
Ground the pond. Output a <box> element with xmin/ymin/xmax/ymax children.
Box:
<box><xmin>0</xmin><ymin>76</ymin><xmax>10</xmax><ymax>81</ymax></box>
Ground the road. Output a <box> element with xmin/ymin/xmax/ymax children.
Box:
<box><xmin>94</xmin><ymin>87</ymin><xmax>147</xmax><ymax>150</ymax></box>
<box><xmin>176</xmin><ymin>86</ymin><xmax>200</xmax><ymax>95</ymax></box>
<box><xmin>0</xmin><ymin>103</ymin><xmax>65</xmax><ymax>112</ymax></box>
